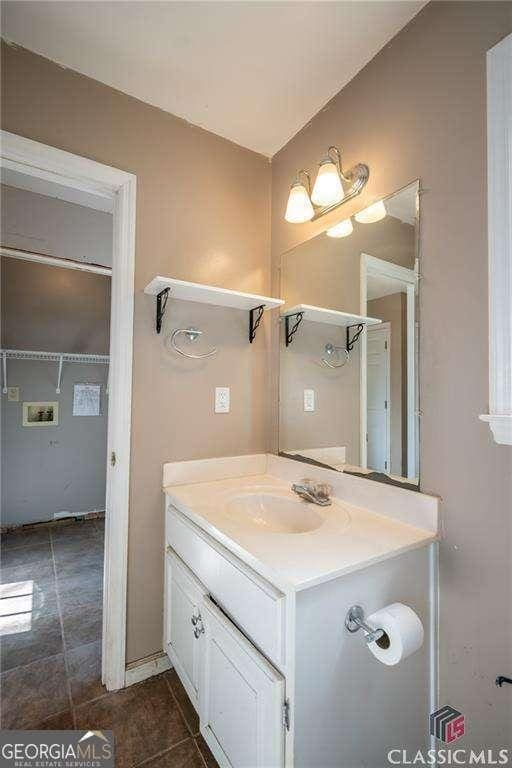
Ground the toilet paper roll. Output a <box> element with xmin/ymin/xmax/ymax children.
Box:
<box><xmin>366</xmin><ymin>602</ymin><xmax>424</xmax><ymax>666</ymax></box>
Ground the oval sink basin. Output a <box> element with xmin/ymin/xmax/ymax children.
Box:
<box><xmin>224</xmin><ymin>491</ymin><xmax>325</xmax><ymax>534</ymax></box>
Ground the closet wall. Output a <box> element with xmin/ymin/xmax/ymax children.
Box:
<box><xmin>1</xmin><ymin>184</ymin><xmax>113</xmax><ymax>267</ymax></box>
<box><xmin>1</xmin><ymin>190</ymin><xmax>112</xmax><ymax>525</ymax></box>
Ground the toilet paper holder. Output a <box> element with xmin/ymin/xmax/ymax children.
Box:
<box><xmin>345</xmin><ymin>605</ymin><xmax>385</xmax><ymax>645</ymax></box>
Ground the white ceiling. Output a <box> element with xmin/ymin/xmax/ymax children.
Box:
<box><xmin>3</xmin><ymin>1</ymin><xmax>426</xmax><ymax>157</ymax></box>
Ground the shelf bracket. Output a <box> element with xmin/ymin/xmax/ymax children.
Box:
<box><xmin>346</xmin><ymin>323</ymin><xmax>365</xmax><ymax>353</ymax></box>
<box><xmin>156</xmin><ymin>288</ymin><xmax>170</xmax><ymax>334</ymax></box>
<box><xmin>285</xmin><ymin>312</ymin><xmax>304</xmax><ymax>347</ymax></box>
<box><xmin>56</xmin><ymin>355</ymin><xmax>64</xmax><ymax>394</ymax></box>
<box><xmin>2</xmin><ymin>350</ymin><xmax>7</xmax><ymax>394</ymax></box>
<box><xmin>249</xmin><ymin>305</ymin><xmax>265</xmax><ymax>343</ymax></box>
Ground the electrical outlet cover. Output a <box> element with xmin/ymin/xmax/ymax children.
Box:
<box><xmin>304</xmin><ymin>388</ymin><xmax>315</xmax><ymax>412</ymax></box>
<box><xmin>7</xmin><ymin>387</ymin><xmax>20</xmax><ymax>402</ymax></box>
<box><xmin>215</xmin><ymin>387</ymin><xmax>230</xmax><ymax>414</ymax></box>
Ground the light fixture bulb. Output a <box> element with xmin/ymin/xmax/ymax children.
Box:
<box><xmin>354</xmin><ymin>200</ymin><xmax>387</xmax><ymax>224</ymax></box>
<box><xmin>311</xmin><ymin>158</ymin><xmax>344</xmax><ymax>207</ymax></box>
<box><xmin>285</xmin><ymin>181</ymin><xmax>314</xmax><ymax>223</ymax></box>
<box><xmin>326</xmin><ymin>218</ymin><xmax>353</xmax><ymax>238</ymax></box>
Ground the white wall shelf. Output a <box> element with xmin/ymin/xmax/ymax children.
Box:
<box><xmin>1</xmin><ymin>348</ymin><xmax>110</xmax><ymax>394</ymax></box>
<box><xmin>281</xmin><ymin>304</ymin><xmax>381</xmax><ymax>328</ymax></box>
<box><xmin>280</xmin><ymin>304</ymin><xmax>381</xmax><ymax>348</ymax></box>
<box><xmin>144</xmin><ymin>276</ymin><xmax>284</xmax><ymax>342</ymax></box>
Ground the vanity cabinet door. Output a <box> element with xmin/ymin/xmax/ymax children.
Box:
<box><xmin>199</xmin><ymin>597</ymin><xmax>285</xmax><ymax>768</ymax></box>
<box><xmin>165</xmin><ymin>548</ymin><xmax>206</xmax><ymax>710</ymax></box>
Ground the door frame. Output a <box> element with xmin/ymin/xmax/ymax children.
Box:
<box><xmin>0</xmin><ymin>130</ymin><xmax>136</xmax><ymax>691</ymax></box>
<box><xmin>360</xmin><ymin>252</ymin><xmax>418</xmax><ymax>479</ymax></box>
<box><xmin>366</xmin><ymin>322</ymin><xmax>391</xmax><ymax>473</ymax></box>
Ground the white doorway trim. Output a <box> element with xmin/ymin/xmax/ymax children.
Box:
<box><xmin>360</xmin><ymin>252</ymin><xmax>418</xmax><ymax>479</ymax></box>
<box><xmin>366</xmin><ymin>322</ymin><xmax>391</xmax><ymax>472</ymax></box>
<box><xmin>479</xmin><ymin>33</ymin><xmax>512</xmax><ymax>445</ymax></box>
<box><xmin>1</xmin><ymin>130</ymin><xmax>136</xmax><ymax>691</ymax></box>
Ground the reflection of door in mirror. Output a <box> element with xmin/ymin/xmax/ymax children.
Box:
<box><xmin>361</xmin><ymin>253</ymin><xmax>418</xmax><ymax>482</ymax></box>
<box><xmin>278</xmin><ymin>181</ymin><xmax>420</xmax><ymax>489</ymax></box>
<box><xmin>367</xmin><ymin>324</ymin><xmax>390</xmax><ymax>473</ymax></box>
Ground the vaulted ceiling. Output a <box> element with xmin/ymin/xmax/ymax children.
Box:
<box><xmin>2</xmin><ymin>1</ymin><xmax>426</xmax><ymax>156</ymax></box>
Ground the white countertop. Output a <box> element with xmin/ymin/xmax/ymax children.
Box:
<box><xmin>163</xmin><ymin>461</ymin><xmax>437</xmax><ymax>593</ymax></box>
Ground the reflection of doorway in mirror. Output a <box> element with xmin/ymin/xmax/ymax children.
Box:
<box><xmin>360</xmin><ymin>252</ymin><xmax>418</xmax><ymax>481</ymax></box>
<box><xmin>367</xmin><ymin>324</ymin><xmax>391</xmax><ymax>472</ymax></box>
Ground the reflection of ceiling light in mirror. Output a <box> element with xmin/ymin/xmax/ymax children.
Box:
<box><xmin>354</xmin><ymin>200</ymin><xmax>387</xmax><ymax>223</ymax></box>
<box><xmin>326</xmin><ymin>218</ymin><xmax>353</xmax><ymax>238</ymax></box>
<box><xmin>285</xmin><ymin>181</ymin><xmax>314</xmax><ymax>223</ymax></box>
<box><xmin>311</xmin><ymin>158</ymin><xmax>344</xmax><ymax>207</ymax></box>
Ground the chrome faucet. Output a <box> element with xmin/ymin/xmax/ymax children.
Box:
<box><xmin>291</xmin><ymin>478</ymin><xmax>332</xmax><ymax>506</ymax></box>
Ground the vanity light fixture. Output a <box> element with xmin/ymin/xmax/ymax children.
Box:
<box><xmin>354</xmin><ymin>200</ymin><xmax>387</xmax><ymax>224</ymax></box>
<box><xmin>285</xmin><ymin>145</ymin><xmax>369</xmax><ymax>223</ymax></box>
<box><xmin>284</xmin><ymin>170</ymin><xmax>314</xmax><ymax>224</ymax></box>
<box><xmin>311</xmin><ymin>147</ymin><xmax>344</xmax><ymax>207</ymax></box>
<box><xmin>326</xmin><ymin>218</ymin><xmax>353</xmax><ymax>238</ymax></box>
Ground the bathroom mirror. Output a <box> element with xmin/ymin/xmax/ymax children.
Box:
<box><xmin>279</xmin><ymin>181</ymin><xmax>420</xmax><ymax>488</ymax></box>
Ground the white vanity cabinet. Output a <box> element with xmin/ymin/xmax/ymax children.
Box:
<box><xmin>164</xmin><ymin>549</ymin><xmax>206</xmax><ymax>709</ymax></box>
<box><xmin>164</xmin><ymin>497</ymin><xmax>433</xmax><ymax>768</ymax></box>
<box><xmin>164</xmin><ymin>509</ymin><xmax>287</xmax><ymax>768</ymax></box>
<box><xmin>200</xmin><ymin>598</ymin><xmax>285</xmax><ymax>768</ymax></box>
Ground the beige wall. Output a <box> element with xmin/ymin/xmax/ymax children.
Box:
<box><xmin>272</xmin><ymin>1</ymin><xmax>512</xmax><ymax>745</ymax></box>
<box><xmin>0</xmin><ymin>41</ymin><xmax>271</xmax><ymax>662</ymax></box>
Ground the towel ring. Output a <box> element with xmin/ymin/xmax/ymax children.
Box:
<box><xmin>170</xmin><ymin>328</ymin><xmax>217</xmax><ymax>359</ymax></box>
<box><xmin>321</xmin><ymin>343</ymin><xmax>349</xmax><ymax>369</ymax></box>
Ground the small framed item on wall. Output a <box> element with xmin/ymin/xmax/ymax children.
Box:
<box><xmin>23</xmin><ymin>401</ymin><xmax>59</xmax><ymax>427</ymax></box>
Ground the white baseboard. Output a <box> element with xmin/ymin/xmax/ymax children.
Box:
<box><xmin>124</xmin><ymin>651</ymin><xmax>171</xmax><ymax>687</ymax></box>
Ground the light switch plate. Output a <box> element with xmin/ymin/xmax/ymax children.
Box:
<box><xmin>215</xmin><ymin>387</ymin><xmax>230</xmax><ymax>414</ymax></box>
<box><xmin>304</xmin><ymin>388</ymin><xmax>315</xmax><ymax>412</ymax></box>
<box><xmin>7</xmin><ymin>387</ymin><xmax>20</xmax><ymax>402</ymax></box>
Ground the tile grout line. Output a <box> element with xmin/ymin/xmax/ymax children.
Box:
<box><xmin>163</xmin><ymin>674</ymin><xmax>200</xmax><ymax>739</ymax></box>
<box><xmin>163</xmin><ymin>675</ymin><xmax>209</xmax><ymax>768</ymax></box>
<box><xmin>49</xmin><ymin>528</ymin><xmax>77</xmax><ymax>728</ymax></box>
<box><xmin>132</xmin><ymin>736</ymin><xmax>193</xmax><ymax>768</ymax></box>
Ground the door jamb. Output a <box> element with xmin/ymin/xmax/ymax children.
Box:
<box><xmin>366</xmin><ymin>322</ymin><xmax>391</xmax><ymax>472</ymax></box>
<box><xmin>1</xmin><ymin>130</ymin><xmax>136</xmax><ymax>691</ymax></box>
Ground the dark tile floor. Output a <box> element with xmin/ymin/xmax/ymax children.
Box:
<box><xmin>0</xmin><ymin>519</ymin><xmax>218</xmax><ymax>768</ymax></box>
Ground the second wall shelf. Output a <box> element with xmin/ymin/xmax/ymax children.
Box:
<box><xmin>280</xmin><ymin>304</ymin><xmax>381</xmax><ymax>348</ymax></box>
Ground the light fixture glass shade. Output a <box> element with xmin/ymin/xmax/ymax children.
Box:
<box><xmin>311</xmin><ymin>160</ymin><xmax>345</xmax><ymax>207</ymax></box>
<box><xmin>326</xmin><ymin>218</ymin><xmax>353</xmax><ymax>238</ymax></box>
<box><xmin>285</xmin><ymin>182</ymin><xmax>314</xmax><ymax>223</ymax></box>
<box><xmin>354</xmin><ymin>200</ymin><xmax>387</xmax><ymax>224</ymax></box>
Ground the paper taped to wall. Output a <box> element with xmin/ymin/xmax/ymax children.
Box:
<box><xmin>73</xmin><ymin>383</ymin><xmax>101</xmax><ymax>416</ymax></box>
